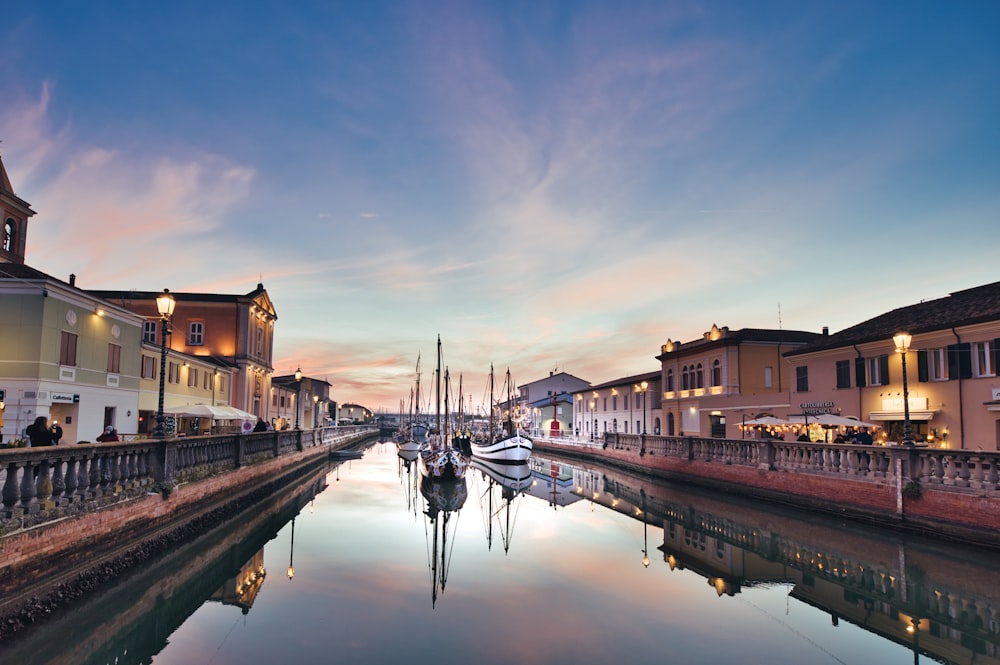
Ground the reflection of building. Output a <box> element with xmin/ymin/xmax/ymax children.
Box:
<box><xmin>210</xmin><ymin>549</ymin><xmax>266</xmax><ymax>614</ymax></box>
<box><xmin>547</xmin><ymin>450</ymin><xmax>1000</xmax><ymax>665</ymax></box>
<box><xmin>525</xmin><ymin>457</ymin><xmax>581</xmax><ymax>509</ymax></box>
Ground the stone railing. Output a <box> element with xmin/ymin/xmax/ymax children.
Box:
<box><xmin>570</xmin><ymin>433</ymin><xmax>1000</xmax><ymax>495</ymax></box>
<box><xmin>0</xmin><ymin>426</ymin><xmax>375</xmax><ymax>531</ymax></box>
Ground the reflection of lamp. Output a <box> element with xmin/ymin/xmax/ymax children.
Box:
<box><xmin>640</xmin><ymin>490</ymin><xmax>650</xmax><ymax>568</ymax></box>
<box><xmin>294</xmin><ymin>367</ymin><xmax>303</xmax><ymax>429</ymax></box>
<box><xmin>153</xmin><ymin>289</ymin><xmax>176</xmax><ymax>438</ymax></box>
<box><xmin>287</xmin><ymin>517</ymin><xmax>296</xmax><ymax>580</ymax></box>
<box><xmin>893</xmin><ymin>332</ymin><xmax>914</xmax><ymax>446</ymax></box>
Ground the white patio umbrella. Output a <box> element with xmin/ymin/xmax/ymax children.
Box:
<box><xmin>742</xmin><ymin>416</ymin><xmax>791</xmax><ymax>427</ymax></box>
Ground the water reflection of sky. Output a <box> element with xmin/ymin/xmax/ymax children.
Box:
<box><xmin>152</xmin><ymin>443</ymin><xmax>949</xmax><ymax>665</ymax></box>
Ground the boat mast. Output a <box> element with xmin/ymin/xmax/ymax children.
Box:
<box><xmin>435</xmin><ymin>335</ymin><xmax>442</xmax><ymax>446</ymax></box>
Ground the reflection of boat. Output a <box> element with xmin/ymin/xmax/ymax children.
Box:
<box><xmin>418</xmin><ymin>336</ymin><xmax>468</xmax><ymax>480</ymax></box>
<box><xmin>472</xmin><ymin>366</ymin><xmax>532</xmax><ymax>464</ymax></box>
<box><xmin>420</xmin><ymin>475</ymin><xmax>468</xmax><ymax>608</ymax></box>
<box><xmin>398</xmin><ymin>448</ymin><xmax>420</xmax><ymax>517</ymax></box>
<box><xmin>472</xmin><ymin>458</ymin><xmax>530</xmax><ymax>554</ymax></box>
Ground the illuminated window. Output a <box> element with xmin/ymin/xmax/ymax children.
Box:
<box><xmin>2</xmin><ymin>219</ymin><xmax>14</xmax><ymax>252</ymax></box>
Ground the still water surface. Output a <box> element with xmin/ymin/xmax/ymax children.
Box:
<box><xmin>10</xmin><ymin>440</ymin><xmax>1000</xmax><ymax>664</ymax></box>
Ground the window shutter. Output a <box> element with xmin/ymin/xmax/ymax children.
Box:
<box><xmin>879</xmin><ymin>355</ymin><xmax>890</xmax><ymax>386</ymax></box>
<box><xmin>855</xmin><ymin>357</ymin><xmax>867</xmax><ymax>388</ymax></box>
<box><xmin>916</xmin><ymin>350</ymin><xmax>929</xmax><ymax>382</ymax></box>
<box><xmin>994</xmin><ymin>339</ymin><xmax>1000</xmax><ymax>376</ymax></box>
<box><xmin>958</xmin><ymin>342</ymin><xmax>972</xmax><ymax>379</ymax></box>
<box><xmin>947</xmin><ymin>344</ymin><xmax>960</xmax><ymax>380</ymax></box>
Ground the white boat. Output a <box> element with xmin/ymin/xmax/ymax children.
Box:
<box><xmin>471</xmin><ymin>366</ymin><xmax>533</xmax><ymax>464</ymax></box>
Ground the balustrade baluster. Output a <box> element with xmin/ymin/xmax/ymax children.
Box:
<box><xmin>51</xmin><ymin>458</ymin><xmax>66</xmax><ymax>501</ymax></box>
<box><xmin>2</xmin><ymin>462</ymin><xmax>20</xmax><ymax>510</ymax></box>
<box><xmin>100</xmin><ymin>453</ymin><xmax>113</xmax><ymax>492</ymax></box>
<box><xmin>64</xmin><ymin>457</ymin><xmax>78</xmax><ymax>500</ymax></box>
<box><xmin>21</xmin><ymin>461</ymin><xmax>39</xmax><ymax>509</ymax></box>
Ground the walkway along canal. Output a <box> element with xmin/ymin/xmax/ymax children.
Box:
<box><xmin>534</xmin><ymin>432</ymin><xmax>1000</xmax><ymax>549</ymax></box>
<box><xmin>0</xmin><ymin>425</ymin><xmax>376</xmax><ymax>637</ymax></box>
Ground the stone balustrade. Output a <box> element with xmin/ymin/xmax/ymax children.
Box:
<box><xmin>0</xmin><ymin>425</ymin><xmax>374</xmax><ymax>531</ymax></box>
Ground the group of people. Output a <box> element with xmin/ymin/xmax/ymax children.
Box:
<box><xmin>21</xmin><ymin>416</ymin><xmax>119</xmax><ymax>446</ymax></box>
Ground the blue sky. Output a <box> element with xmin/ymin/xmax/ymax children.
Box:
<box><xmin>2</xmin><ymin>1</ymin><xmax>998</xmax><ymax>412</ymax></box>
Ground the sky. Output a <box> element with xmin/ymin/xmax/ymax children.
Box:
<box><xmin>1</xmin><ymin>1</ymin><xmax>998</xmax><ymax>413</ymax></box>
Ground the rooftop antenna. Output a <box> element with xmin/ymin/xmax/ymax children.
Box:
<box><xmin>777</xmin><ymin>302</ymin><xmax>783</xmax><ymax>330</ymax></box>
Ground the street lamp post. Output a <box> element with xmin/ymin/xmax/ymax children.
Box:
<box><xmin>640</xmin><ymin>380</ymin><xmax>648</xmax><ymax>435</ymax></box>
<box><xmin>153</xmin><ymin>289</ymin><xmax>176</xmax><ymax>438</ymax></box>
<box><xmin>589</xmin><ymin>399</ymin><xmax>595</xmax><ymax>441</ymax></box>
<box><xmin>294</xmin><ymin>367</ymin><xmax>302</xmax><ymax>429</ymax></box>
<box><xmin>893</xmin><ymin>332</ymin><xmax>915</xmax><ymax>446</ymax></box>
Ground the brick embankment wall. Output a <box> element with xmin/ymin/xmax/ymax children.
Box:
<box><xmin>0</xmin><ymin>442</ymin><xmax>332</xmax><ymax>585</ymax></box>
<box><xmin>535</xmin><ymin>441</ymin><xmax>1000</xmax><ymax>549</ymax></box>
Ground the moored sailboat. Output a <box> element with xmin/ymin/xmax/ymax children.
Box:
<box><xmin>471</xmin><ymin>366</ymin><xmax>532</xmax><ymax>464</ymax></box>
<box><xmin>418</xmin><ymin>337</ymin><xmax>468</xmax><ymax>480</ymax></box>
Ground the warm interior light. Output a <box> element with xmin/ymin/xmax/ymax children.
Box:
<box><xmin>893</xmin><ymin>332</ymin><xmax>912</xmax><ymax>352</ymax></box>
<box><xmin>156</xmin><ymin>288</ymin><xmax>176</xmax><ymax>318</ymax></box>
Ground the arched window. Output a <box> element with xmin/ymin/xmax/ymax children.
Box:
<box><xmin>712</xmin><ymin>359</ymin><xmax>721</xmax><ymax>387</ymax></box>
<box><xmin>666</xmin><ymin>368</ymin><xmax>674</xmax><ymax>392</ymax></box>
<box><xmin>682</xmin><ymin>365</ymin><xmax>690</xmax><ymax>390</ymax></box>
<box><xmin>667</xmin><ymin>412</ymin><xmax>675</xmax><ymax>436</ymax></box>
<box><xmin>2</xmin><ymin>219</ymin><xmax>14</xmax><ymax>252</ymax></box>
<box><xmin>654</xmin><ymin>417</ymin><xmax>661</xmax><ymax>435</ymax></box>
<box><xmin>696</xmin><ymin>363</ymin><xmax>704</xmax><ymax>389</ymax></box>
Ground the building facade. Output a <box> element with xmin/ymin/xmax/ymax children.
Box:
<box><xmin>655</xmin><ymin>325</ymin><xmax>823</xmax><ymax>438</ymax></box>
<box><xmin>784</xmin><ymin>281</ymin><xmax>1000</xmax><ymax>450</ymax></box>
<box><xmin>573</xmin><ymin>370</ymin><xmax>661</xmax><ymax>438</ymax></box>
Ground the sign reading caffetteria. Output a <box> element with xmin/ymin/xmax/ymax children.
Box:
<box><xmin>51</xmin><ymin>393</ymin><xmax>80</xmax><ymax>404</ymax></box>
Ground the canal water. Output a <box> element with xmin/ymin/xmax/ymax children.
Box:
<box><xmin>4</xmin><ymin>439</ymin><xmax>998</xmax><ymax>665</ymax></box>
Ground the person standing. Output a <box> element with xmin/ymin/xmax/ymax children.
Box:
<box><xmin>26</xmin><ymin>416</ymin><xmax>55</xmax><ymax>446</ymax></box>
<box><xmin>96</xmin><ymin>426</ymin><xmax>119</xmax><ymax>442</ymax></box>
<box><xmin>50</xmin><ymin>420</ymin><xmax>63</xmax><ymax>445</ymax></box>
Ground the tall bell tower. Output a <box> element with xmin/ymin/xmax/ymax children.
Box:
<box><xmin>0</xmin><ymin>150</ymin><xmax>36</xmax><ymax>264</ymax></box>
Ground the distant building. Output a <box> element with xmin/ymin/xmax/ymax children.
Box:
<box><xmin>574</xmin><ymin>370</ymin><xmax>661</xmax><ymax>437</ymax></box>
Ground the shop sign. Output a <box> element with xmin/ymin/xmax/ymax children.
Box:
<box><xmin>51</xmin><ymin>393</ymin><xmax>80</xmax><ymax>404</ymax></box>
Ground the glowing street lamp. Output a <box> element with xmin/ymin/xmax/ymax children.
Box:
<box><xmin>893</xmin><ymin>332</ymin><xmax>915</xmax><ymax>446</ymax></box>
<box><xmin>153</xmin><ymin>289</ymin><xmax>176</xmax><ymax>438</ymax></box>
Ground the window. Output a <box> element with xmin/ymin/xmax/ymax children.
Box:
<box><xmin>272</xmin><ymin>392</ymin><xmax>278</xmax><ymax>406</ymax></box>
<box><xmin>60</xmin><ymin>331</ymin><xmax>78</xmax><ymax>366</ymax></box>
<box><xmin>764</xmin><ymin>366</ymin><xmax>773</xmax><ymax>388</ymax></box>
<box><xmin>972</xmin><ymin>341</ymin><xmax>994</xmax><ymax>377</ymax></box>
<box><xmin>256</xmin><ymin>325</ymin><xmax>264</xmax><ymax>355</ymax></box>
<box><xmin>2</xmin><ymin>219</ymin><xmax>14</xmax><ymax>252</ymax></box>
<box><xmin>142</xmin><ymin>320</ymin><xmax>157</xmax><ymax>343</ymax></box>
<box><xmin>188</xmin><ymin>321</ymin><xmax>204</xmax><ymax>345</ymax></box>
<box><xmin>188</xmin><ymin>367</ymin><xmax>199</xmax><ymax>387</ymax></box>
<box><xmin>624</xmin><ymin>394</ymin><xmax>629</xmax><ymax>410</ymax></box>
<box><xmin>107</xmin><ymin>343</ymin><xmax>121</xmax><ymax>374</ymax></box>
<box><xmin>695</xmin><ymin>363</ymin><xmax>704</xmax><ymax>389</ymax></box>
<box><xmin>168</xmin><ymin>362</ymin><xmax>179</xmax><ymax>384</ymax></box>
<box><xmin>710</xmin><ymin>414</ymin><xmax>726</xmax><ymax>438</ymax></box>
<box><xmin>682</xmin><ymin>366</ymin><xmax>690</xmax><ymax>390</ymax></box>
<box><xmin>927</xmin><ymin>348</ymin><xmax>948</xmax><ymax>381</ymax></box>
<box><xmin>204</xmin><ymin>372</ymin><xmax>211</xmax><ymax>390</ymax></box>
<box><xmin>796</xmin><ymin>366</ymin><xmax>809</xmax><ymax>392</ymax></box>
<box><xmin>866</xmin><ymin>355</ymin><xmax>890</xmax><ymax>386</ymax></box>
<box><xmin>711</xmin><ymin>359</ymin><xmax>721</xmax><ymax>387</ymax></box>
<box><xmin>612</xmin><ymin>395</ymin><xmax>617</xmax><ymax>410</ymax></box>
<box><xmin>666</xmin><ymin>368</ymin><xmax>674</xmax><ymax>392</ymax></box>
<box><xmin>835</xmin><ymin>360</ymin><xmax>851</xmax><ymax>389</ymax></box>
<box><xmin>141</xmin><ymin>355</ymin><xmax>156</xmax><ymax>379</ymax></box>
<box><xmin>219</xmin><ymin>375</ymin><xmax>227</xmax><ymax>394</ymax></box>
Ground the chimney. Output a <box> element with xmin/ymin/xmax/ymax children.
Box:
<box><xmin>822</xmin><ymin>326</ymin><xmax>829</xmax><ymax>336</ymax></box>
<box><xmin>69</xmin><ymin>273</ymin><xmax>76</xmax><ymax>287</ymax></box>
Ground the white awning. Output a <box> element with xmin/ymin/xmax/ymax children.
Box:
<box><xmin>867</xmin><ymin>410</ymin><xmax>938</xmax><ymax>422</ymax></box>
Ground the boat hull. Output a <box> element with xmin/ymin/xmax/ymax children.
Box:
<box><xmin>471</xmin><ymin>433</ymin><xmax>533</xmax><ymax>463</ymax></box>
<box><xmin>418</xmin><ymin>446</ymin><xmax>468</xmax><ymax>480</ymax></box>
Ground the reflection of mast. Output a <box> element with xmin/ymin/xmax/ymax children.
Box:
<box><xmin>421</xmin><ymin>476</ymin><xmax>467</xmax><ymax>608</ymax></box>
